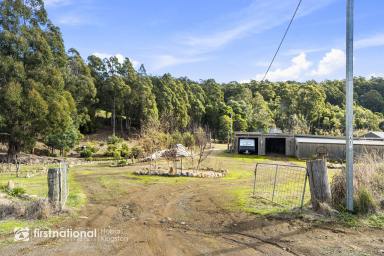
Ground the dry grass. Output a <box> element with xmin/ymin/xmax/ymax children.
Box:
<box><xmin>0</xmin><ymin>199</ymin><xmax>52</xmax><ymax>220</ymax></box>
<box><xmin>331</xmin><ymin>153</ymin><xmax>384</xmax><ymax>213</ymax></box>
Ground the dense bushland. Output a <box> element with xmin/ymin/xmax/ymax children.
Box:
<box><xmin>1</xmin><ymin>0</ymin><xmax>384</xmax><ymax>158</ymax></box>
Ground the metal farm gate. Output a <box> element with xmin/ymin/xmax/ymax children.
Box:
<box><xmin>252</xmin><ymin>163</ymin><xmax>308</xmax><ymax>209</ymax></box>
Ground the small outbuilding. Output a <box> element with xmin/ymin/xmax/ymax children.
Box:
<box><xmin>233</xmin><ymin>131</ymin><xmax>384</xmax><ymax>160</ymax></box>
<box><xmin>295</xmin><ymin>137</ymin><xmax>384</xmax><ymax>160</ymax></box>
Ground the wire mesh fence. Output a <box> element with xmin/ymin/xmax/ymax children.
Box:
<box><xmin>252</xmin><ymin>163</ymin><xmax>309</xmax><ymax>209</ymax></box>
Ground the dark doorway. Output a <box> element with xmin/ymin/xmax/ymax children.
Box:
<box><xmin>238</xmin><ymin>138</ymin><xmax>258</xmax><ymax>154</ymax></box>
<box><xmin>265</xmin><ymin>138</ymin><xmax>286</xmax><ymax>155</ymax></box>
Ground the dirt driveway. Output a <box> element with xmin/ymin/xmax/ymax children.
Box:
<box><xmin>1</xmin><ymin>163</ymin><xmax>384</xmax><ymax>256</ymax></box>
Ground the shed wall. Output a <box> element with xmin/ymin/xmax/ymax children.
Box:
<box><xmin>296</xmin><ymin>142</ymin><xmax>384</xmax><ymax>160</ymax></box>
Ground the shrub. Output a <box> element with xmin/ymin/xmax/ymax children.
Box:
<box><xmin>331</xmin><ymin>154</ymin><xmax>384</xmax><ymax>214</ymax></box>
<box><xmin>117</xmin><ymin>159</ymin><xmax>128</xmax><ymax>166</ymax></box>
<box><xmin>8</xmin><ymin>187</ymin><xmax>26</xmax><ymax>197</ymax></box>
<box><xmin>85</xmin><ymin>142</ymin><xmax>99</xmax><ymax>153</ymax></box>
<box><xmin>80</xmin><ymin>148</ymin><xmax>93</xmax><ymax>158</ymax></box>
<box><xmin>120</xmin><ymin>143</ymin><xmax>130</xmax><ymax>157</ymax></box>
<box><xmin>107</xmin><ymin>135</ymin><xmax>122</xmax><ymax>145</ymax></box>
<box><xmin>106</xmin><ymin>144</ymin><xmax>117</xmax><ymax>156</ymax></box>
<box><xmin>355</xmin><ymin>187</ymin><xmax>376</xmax><ymax>214</ymax></box>
<box><xmin>113</xmin><ymin>150</ymin><xmax>121</xmax><ymax>160</ymax></box>
<box><xmin>170</xmin><ymin>131</ymin><xmax>183</xmax><ymax>146</ymax></box>
<box><xmin>183</xmin><ymin>132</ymin><xmax>195</xmax><ymax>149</ymax></box>
<box><xmin>130</xmin><ymin>146</ymin><xmax>144</xmax><ymax>159</ymax></box>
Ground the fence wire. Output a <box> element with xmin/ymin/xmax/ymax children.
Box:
<box><xmin>252</xmin><ymin>163</ymin><xmax>309</xmax><ymax>209</ymax></box>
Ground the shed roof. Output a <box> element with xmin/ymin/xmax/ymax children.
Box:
<box><xmin>295</xmin><ymin>137</ymin><xmax>384</xmax><ymax>146</ymax></box>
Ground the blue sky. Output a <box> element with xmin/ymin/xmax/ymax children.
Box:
<box><xmin>45</xmin><ymin>0</ymin><xmax>384</xmax><ymax>82</ymax></box>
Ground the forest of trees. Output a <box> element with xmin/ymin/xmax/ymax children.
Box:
<box><xmin>1</xmin><ymin>0</ymin><xmax>384</xmax><ymax>157</ymax></box>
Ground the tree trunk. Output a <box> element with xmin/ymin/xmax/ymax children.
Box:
<box><xmin>112</xmin><ymin>95</ymin><xmax>116</xmax><ymax>136</ymax></box>
<box><xmin>7</xmin><ymin>137</ymin><xmax>20</xmax><ymax>163</ymax></box>
<box><xmin>15</xmin><ymin>154</ymin><xmax>20</xmax><ymax>178</ymax></box>
<box><xmin>120</xmin><ymin>115</ymin><xmax>124</xmax><ymax>137</ymax></box>
<box><xmin>306</xmin><ymin>159</ymin><xmax>332</xmax><ymax>210</ymax></box>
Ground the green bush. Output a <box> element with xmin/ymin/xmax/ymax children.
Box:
<box><xmin>85</xmin><ymin>142</ymin><xmax>99</xmax><ymax>153</ymax></box>
<box><xmin>80</xmin><ymin>148</ymin><xmax>93</xmax><ymax>158</ymax></box>
<box><xmin>117</xmin><ymin>159</ymin><xmax>128</xmax><ymax>166</ymax></box>
<box><xmin>120</xmin><ymin>143</ymin><xmax>130</xmax><ymax>157</ymax></box>
<box><xmin>170</xmin><ymin>131</ymin><xmax>183</xmax><ymax>145</ymax></box>
<box><xmin>130</xmin><ymin>146</ymin><xmax>144</xmax><ymax>159</ymax></box>
<box><xmin>355</xmin><ymin>188</ymin><xmax>376</xmax><ymax>214</ymax></box>
<box><xmin>107</xmin><ymin>135</ymin><xmax>122</xmax><ymax>145</ymax></box>
<box><xmin>8</xmin><ymin>187</ymin><xmax>26</xmax><ymax>197</ymax></box>
<box><xmin>113</xmin><ymin>150</ymin><xmax>121</xmax><ymax>160</ymax></box>
<box><xmin>106</xmin><ymin>144</ymin><xmax>118</xmax><ymax>157</ymax></box>
<box><xmin>183</xmin><ymin>132</ymin><xmax>195</xmax><ymax>148</ymax></box>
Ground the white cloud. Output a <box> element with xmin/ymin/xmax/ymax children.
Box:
<box><xmin>284</xmin><ymin>47</ymin><xmax>326</xmax><ymax>56</ymax></box>
<box><xmin>356</xmin><ymin>33</ymin><xmax>384</xmax><ymax>49</ymax></box>
<box><xmin>150</xmin><ymin>54</ymin><xmax>206</xmax><ymax>70</ymax></box>
<box><xmin>311</xmin><ymin>48</ymin><xmax>345</xmax><ymax>76</ymax></box>
<box><xmin>92</xmin><ymin>52</ymin><xmax>140</xmax><ymax>68</ymax></box>
<box><xmin>57</xmin><ymin>14</ymin><xmax>89</xmax><ymax>26</ymax></box>
<box><xmin>181</xmin><ymin>0</ymin><xmax>335</xmax><ymax>53</ymax></box>
<box><xmin>255</xmin><ymin>53</ymin><xmax>311</xmax><ymax>81</ymax></box>
<box><xmin>153</xmin><ymin>0</ymin><xmax>335</xmax><ymax>70</ymax></box>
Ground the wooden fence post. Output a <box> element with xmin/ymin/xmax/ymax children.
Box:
<box><xmin>306</xmin><ymin>159</ymin><xmax>332</xmax><ymax>210</ymax></box>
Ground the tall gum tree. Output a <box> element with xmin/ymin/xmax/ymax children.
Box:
<box><xmin>0</xmin><ymin>0</ymin><xmax>76</xmax><ymax>159</ymax></box>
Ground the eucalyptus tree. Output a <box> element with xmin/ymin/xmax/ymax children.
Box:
<box><xmin>0</xmin><ymin>0</ymin><xmax>76</xmax><ymax>158</ymax></box>
<box><xmin>66</xmin><ymin>48</ymin><xmax>97</xmax><ymax>128</ymax></box>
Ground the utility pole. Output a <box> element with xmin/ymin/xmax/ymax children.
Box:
<box><xmin>345</xmin><ymin>0</ymin><xmax>354</xmax><ymax>212</ymax></box>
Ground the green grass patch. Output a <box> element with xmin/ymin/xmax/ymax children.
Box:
<box><xmin>0</xmin><ymin>216</ymin><xmax>62</xmax><ymax>236</ymax></box>
<box><xmin>223</xmin><ymin>169</ymin><xmax>253</xmax><ymax>180</ymax></box>
<box><xmin>66</xmin><ymin>170</ymin><xmax>86</xmax><ymax>208</ymax></box>
<box><xmin>336</xmin><ymin>211</ymin><xmax>384</xmax><ymax>228</ymax></box>
<box><xmin>0</xmin><ymin>173</ymin><xmax>48</xmax><ymax>197</ymax></box>
<box><xmin>0</xmin><ymin>165</ymin><xmax>86</xmax><ymax>242</ymax></box>
<box><xmin>225</xmin><ymin>185</ymin><xmax>292</xmax><ymax>215</ymax></box>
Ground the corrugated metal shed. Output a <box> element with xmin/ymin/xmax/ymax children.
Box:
<box><xmin>295</xmin><ymin>137</ymin><xmax>384</xmax><ymax>160</ymax></box>
<box><xmin>296</xmin><ymin>137</ymin><xmax>384</xmax><ymax>145</ymax></box>
<box><xmin>362</xmin><ymin>131</ymin><xmax>384</xmax><ymax>139</ymax></box>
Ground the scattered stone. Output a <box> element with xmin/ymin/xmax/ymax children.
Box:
<box><xmin>135</xmin><ymin>168</ymin><xmax>228</xmax><ymax>178</ymax></box>
<box><xmin>180</xmin><ymin>221</ymin><xmax>186</xmax><ymax>225</ymax></box>
<box><xmin>79</xmin><ymin>216</ymin><xmax>88</xmax><ymax>219</ymax></box>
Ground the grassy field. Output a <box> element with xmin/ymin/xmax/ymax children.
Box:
<box><xmin>0</xmin><ymin>164</ymin><xmax>86</xmax><ymax>238</ymax></box>
<box><xmin>1</xmin><ymin>145</ymin><xmax>383</xmax><ymax>243</ymax></box>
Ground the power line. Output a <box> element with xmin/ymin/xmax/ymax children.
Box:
<box><xmin>261</xmin><ymin>0</ymin><xmax>303</xmax><ymax>82</ymax></box>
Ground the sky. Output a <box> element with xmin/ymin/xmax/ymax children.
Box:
<box><xmin>45</xmin><ymin>0</ymin><xmax>384</xmax><ymax>83</ymax></box>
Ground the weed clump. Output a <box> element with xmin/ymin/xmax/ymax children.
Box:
<box><xmin>331</xmin><ymin>154</ymin><xmax>384</xmax><ymax>214</ymax></box>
